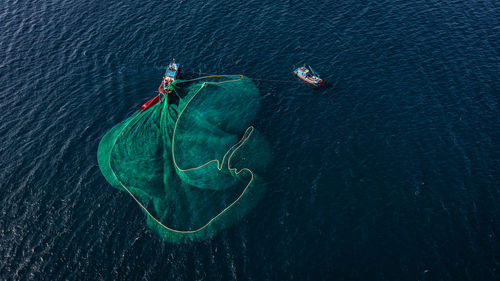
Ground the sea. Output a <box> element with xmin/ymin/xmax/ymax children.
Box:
<box><xmin>0</xmin><ymin>0</ymin><xmax>499</xmax><ymax>280</ymax></box>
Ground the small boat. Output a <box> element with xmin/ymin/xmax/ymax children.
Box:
<box><xmin>294</xmin><ymin>65</ymin><xmax>324</xmax><ymax>87</ymax></box>
<box><xmin>140</xmin><ymin>59</ymin><xmax>181</xmax><ymax>110</ymax></box>
<box><xmin>158</xmin><ymin>59</ymin><xmax>181</xmax><ymax>93</ymax></box>
<box><xmin>139</xmin><ymin>95</ymin><xmax>161</xmax><ymax>111</ymax></box>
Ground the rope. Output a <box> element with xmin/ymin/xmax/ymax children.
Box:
<box><xmin>108</xmin><ymin>75</ymin><xmax>255</xmax><ymax>234</ymax></box>
<box><xmin>250</xmin><ymin>77</ymin><xmax>299</xmax><ymax>83</ymax></box>
<box><xmin>189</xmin><ymin>71</ymin><xmax>299</xmax><ymax>84</ymax></box>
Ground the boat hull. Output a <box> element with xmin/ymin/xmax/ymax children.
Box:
<box><xmin>294</xmin><ymin>69</ymin><xmax>323</xmax><ymax>87</ymax></box>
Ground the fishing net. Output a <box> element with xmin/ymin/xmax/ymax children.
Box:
<box><xmin>97</xmin><ymin>75</ymin><xmax>270</xmax><ymax>242</ymax></box>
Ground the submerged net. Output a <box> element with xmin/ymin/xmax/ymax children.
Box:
<box><xmin>97</xmin><ymin>75</ymin><xmax>270</xmax><ymax>242</ymax></box>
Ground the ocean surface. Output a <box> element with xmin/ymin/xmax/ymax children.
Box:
<box><xmin>1</xmin><ymin>0</ymin><xmax>499</xmax><ymax>280</ymax></box>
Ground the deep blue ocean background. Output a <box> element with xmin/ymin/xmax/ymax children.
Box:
<box><xmin>1</xmin><ymin>0</ymin><xmax>499</xmax><ymax>280</ymax></box>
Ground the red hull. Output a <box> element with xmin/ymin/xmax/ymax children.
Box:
<box><xmin>139</xmin><ymin>95</ymin><xmax>161</xmax><ymax>110</ymax></box>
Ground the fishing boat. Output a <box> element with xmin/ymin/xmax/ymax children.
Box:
<box><xmin>140</xmin><ymin>59</ymin><xmax>181</xmax><ymax>111</ymax></box>
<box><xmin>158</xmin><ymin>59</ymin><xmax>181</xmax><ymax>93</ymax></box>
<box><xmin>294</xmin><ymin>65</ymin><xmax>324</xmax><ymax>87</ymax></box>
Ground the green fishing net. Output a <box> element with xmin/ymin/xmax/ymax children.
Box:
<box><xmin>97</xmin><ymin>75</ymin><xmax>270</xmax><ymax>242</ymax></box>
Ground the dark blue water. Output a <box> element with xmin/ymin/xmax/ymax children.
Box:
<box><xmin>1</xmin><ymin>0</ymin><xmax>499</xmax><ymax>280</ymax></box>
